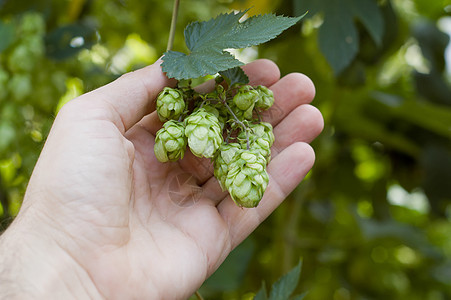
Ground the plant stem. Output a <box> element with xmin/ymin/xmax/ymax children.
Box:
<box><xmin>167</xmin><ymin>0</ymin><xmax>180</xmax><ymax>51</ymax></box>
<box><xmin>221</xmin><ymin>99</ymin><xmax>250</xmax><ymax>149</ymax></box>
<box><xmin>256</xmin><ymin>108</ymin><xmax>262</xmax><ymax>122</ymax></box>
<box><xmin>245</xmin><ymin>129</ymin><xmax>250</xmax><ymax>150</ymax></box>
<box><xmin>195</xmin><ymin>291</ymin><xmax>204</xmax><ymax>300</ymax></box>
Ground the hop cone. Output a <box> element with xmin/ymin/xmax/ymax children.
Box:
<box><xmin>201</xmin><ymin>104</ymin><xmax>227</xmax><ymax>130</ymax></box>
<box><xmin>154</xmin><ymin>120</ymin><xmax>187</xmax><ymax>162</ymax></box>
<box><xmin>213</xmin><ymin>143</ymin><xmax>242</xmax><ymax>190</ymax></box>
<box><xmin>233</xmin><ymin>85</ymin><xmax>259</xmax><ymax>111</ymax></box>
<box><xmin>185</xmin><ymin>108</ymin><xmax>222</xmax><ymax>158</ymax></box>
<box><xmin>255</xmin><ymin>85</ymin><xmax>274</xmax><ymax>110</ymax></box>
<box><xmin>156</xmin><ymin>87</ymin><xmax>185</xmax><ymax>121</ymax></box>
<box><xmin>239</xmin><ymin>122</ymin><xmax>275</xmax><ymax>163</ymax></box>
<box><xmin>225</xmin><ymin>150</ymin><xmax>269</xmax><ymax>208</ymax></box>
<box><xmin>228</xmin><ymin>99</ymin><xmax>253</xmax><ymax>120</ymax></box>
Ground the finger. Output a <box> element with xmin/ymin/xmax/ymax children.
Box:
<box><xmin>136</xmin><ymin>111</ymin><xmax>162</xmax><ymax>137</ymax></box>
<box><xmin>66</xmin><ymin>59</ymin><xmax>176</xmax><ymax>133</ymax></box>
<box><xmin>245</xmin><ymin>59</ymin><xmax>281</xmax><ymax>86</ymax></box>
<box><xmin>260</xmin><ymin>73</ymin><xmax>316</xmax><ymax>127</ymax></box>
<box><xmin>271</xmin><ymin>104</ymin><xmax>324</xmax><ymax>156</ymax></box>
<box><xmin>125</xmin><ymin>121</ymin><xmax>173</xmax><ymax>182</ymax></box>
<box><xmin>217</xmin><ymin>142</ymin><xmax>315</xmax><ymax>249</ymax></box>
<box><xmin>200</xmin><ymin>104</ymin><xmax>323</xmax><ymax>205</ymax></box>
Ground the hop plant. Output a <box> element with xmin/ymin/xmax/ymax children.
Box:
<box><xmin>154</xmin><ymin>120</ymin><xmax>187</xmax><ymax>162</ymax></box>
<box><xmin>184</xmin><ymin>108</ymin><xmax>223</xmax><ymax>158</ymax></box>
<box><xmin>228</xmin><ymin>99</ymin><xmax>254</xmax><ymax>120</ymax></box>
<box><xmin>9</xmin><ymin>74</ymin><xmax>32</xmax><ymax>102</ymax></box>
<box><xmin>156</xmin><ymin>87</ymin><xmax>186</xmax><ymax>121</ymax></box>
<box><xmin>239</xmin><ymin>122</ymin><xmax>275</xmax><ymax>163</ymax></box>
<box><xmin>233</xmin><ymin>85</ymin><xmax>259</xmax><ymax>111</ymax></box>
<box><xmin>201</xmin><ymin>104</ymin><xmax>226</xmax><ymax>130</ymax></box>
<box><xmin>153</xmin><ymin>8</ymin><xmax>304</xmax><ymax>207</ymax></box>
<box><xmin>154</xmin><ymin>81</ymin><xmax>275</xmax><ymax>207</ymax></box>
<box><xmin>225</xmin><ymin>150</ymin><xmax>269</xmax><ymax>208</ymax></box>
<box><xmin>214</xmin><ymin>143</ymin><xmax>242</xmax><ymax>190</ymax></box>
<box><xmin>255</xmin><ymin>85</ymin><xmax>275</xmax><ymax>110</ymax></box>
<box><xmin>19</xmin><ymin>12</ymin><xmax>46</xmax><ymax>36</ymax></box>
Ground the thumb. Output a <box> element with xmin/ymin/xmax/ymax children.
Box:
<box><xmin>73</xmin><ymin>58</ymin><xmax>177</xmax><ymax>133</ymax></box>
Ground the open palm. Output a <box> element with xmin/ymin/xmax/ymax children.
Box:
<box><xmin>19</xmin><ymin>59</ymin><xmax>323</xmax><ymax>299</ymax></box>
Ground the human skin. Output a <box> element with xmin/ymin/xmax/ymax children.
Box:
<box><xmin>0</xmin><ymin>59</ymin><xmax>323</xmax><ymax>299</ymax></box>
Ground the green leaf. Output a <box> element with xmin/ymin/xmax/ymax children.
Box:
<box><xmin>268</xmin><ymin>260</ymin><xmax>303</xmax><ymax>300</ymax></box>
<box><xmin>350</xmin><ymin>0</ymin><xmax>384</xmax><ymax>46</ymax></box>
<box><xmin>162</xmin><ymin>50</ymin><xmax>244</xmax><ymax>81</ymax></box>
<box><xmin>294</xmin><ymin>0</ymin><xmax>383</xmax><ymax>74</ymax></box>
<box><xmin>219</xmin><ymin>66</ymin><xmax>249</xmax><ymax>87</ymax></box>
<box><xmin>0</xmin><ymin>21</ymin><xmax>15</xmax><ymax>53</ymax></box>
<box><xmin>254</xmin><ymin>281</ymin><xmax>268</xmax><ymax>300</ymax></box>
<box><xmin>294</xmin><ymin>0</ymin><xmax>322</xmax><ymax>16</ymax></box>
<box><xmin>318</xmin><ymin>1</ymin><xmax>358</xmax><ymax>75</ymax></box>
<box><xmin>162</xmin><ymin>10</ymin><xmax>304</xmax><ymax>80</ymax></box>
<box><xmin>184</xmin><ymin>10</ymin><xmax>247</xmax><ymax>52</ymax></box>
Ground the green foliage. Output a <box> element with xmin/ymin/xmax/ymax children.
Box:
<box><xmin>162</xmin><ymin>10</ymin><xmax>304</xmax><ymax>79</ymax></box>
<box><xmin>267</xmin><ymin>260</ymin><xmax>303</xmax><ymax>300</ymax></box>
<box><xmin>219</xmin><ymin>67</ymin><xmax>249</xmax><ymax>86</ymax></box>
<box><xmin>2</xmin><ymin>0</ymin><xmax>451</xmax><ymax>299</ymax></box>
<box><xmin>253</xmin><ymin>260</ymin><xmax>306</xmax><ymax>300</ymax></box>
<box><xmin>0</xmin><ymin>21</ymin><xmax>14</xmax><ymax>52</ymax></box>
<box><xmin>294</xmin><ymin>0</ymin><xmax>384</xmax><ymax>74</ymax></box>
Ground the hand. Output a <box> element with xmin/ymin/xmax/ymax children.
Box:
<box><xmin>0</xmin><ymin>59</ymin><xmax>323</xmax><ymax>299</ymax></box>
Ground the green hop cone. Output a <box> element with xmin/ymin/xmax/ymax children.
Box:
<box><xmin>154</xmin><ymin>120</ymin><xmax>187</xmax><ymax>162</ymax></box>
<box><xmin>255</xmin><ymin>85</ymin><xmax>274</xmax><ymax>110</ymax></box>
<box><xmin>20</xmin><ymin>12</ymin><xmax>46</xmax><ymax>36</ymax></box>
<box><xmin>156</xmin><ymin>87</ymin><xmax>186</xmax><ymax>121</ymax></box>
<box><xmin>201</xmin><ymin>104</ymin><xmax>227</xmax><ymax>130</ymax></box>
<box><xmin>228</xmin><ymin>99</ymin><xmax>253</xmax><ymax>120</ymax></box>
<box><xmin>9</xmin><ymin>74</ymin><xmax>32</xmax><ymax>101</ymax></box>
<box><xmin>8</xmin><ymin>45</ymin><xmax>36</xmax><ymax>73</ymax></box>
<box><xmin>213</xmin><ymin>143</ymin><xmax>242</xmax><ymax>190</ymax></box>
<box><xmin>238</xmin><ymin>122</ymin><xmax>275</xmax><ymax>163</ymax></box>
<box><xmin>225</xmin><ymin>150</ymin><xmax>269</xmax><ymax>208</ymax></box>
<box><xmin>185</xmin><ymin>108</ymin><xmax>222</xmax><ymax>158</ymax></box>
<box><xmin>233</xmin><ymin>85</ymin><xmax>259</xmax><ymax>111</ymax></box>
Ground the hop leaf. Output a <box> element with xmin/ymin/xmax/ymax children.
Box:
<box><xmin>162</xmin><ymin>10</ymin><xmax>305</xmax><ymax>80</ymax></box>
<box><xmin>219</xmin><ymin>67</ymin><xmax>249</xmax><ymax>86</ymax></box>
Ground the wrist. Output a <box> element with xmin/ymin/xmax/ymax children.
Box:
<box><xmin>0</xmin><ymin>213</ymin><xmax>103</xmax><ymax>299</ymax></box>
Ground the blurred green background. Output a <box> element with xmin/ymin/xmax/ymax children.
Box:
<box><xmin>1</xmin><ymin>0</ymin><xmax>451</xmax><ymax>299</ymax></box>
